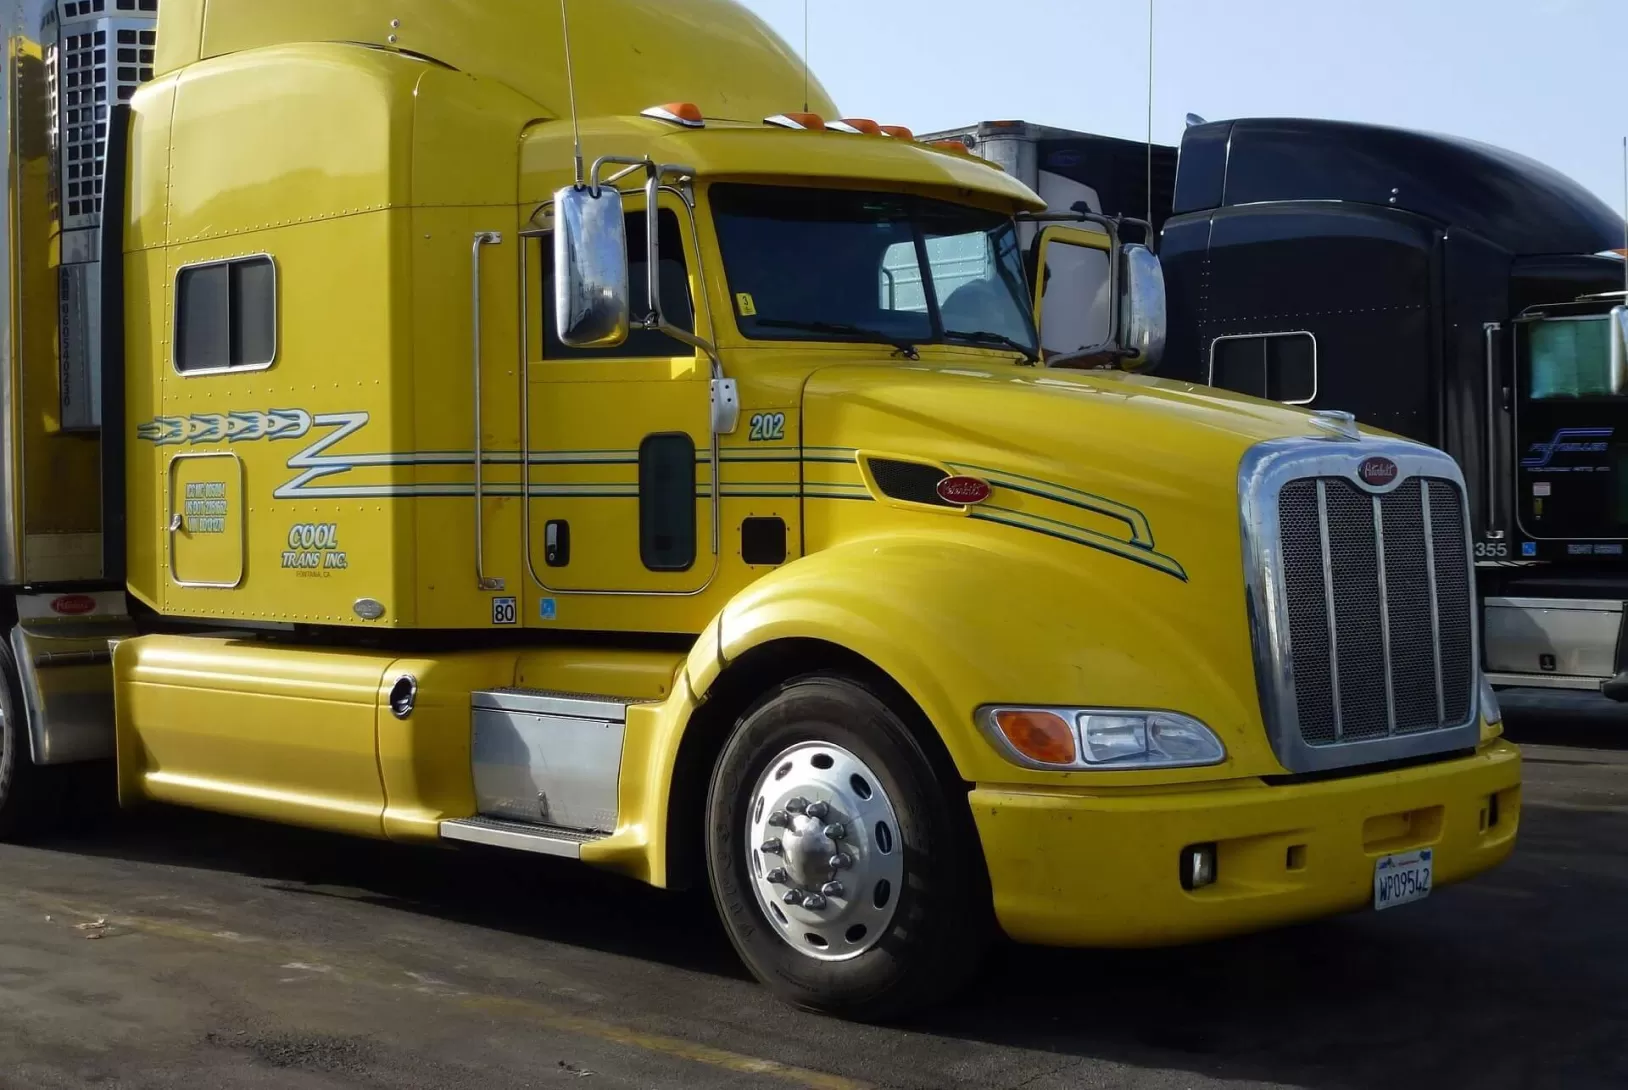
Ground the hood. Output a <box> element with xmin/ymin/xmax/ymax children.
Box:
<box><xmin>803</xmin><ymin>362</ymin><xmax>1336</xmax><ymax>525</ymax></box>
<box><xmin>797</xmin><ymin>363</ymin><xmax>1359</xmax><ymax>771</ymax></box>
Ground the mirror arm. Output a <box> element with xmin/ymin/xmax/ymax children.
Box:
<box><xmin>637</xmin><ymin>162</ymin><xmax>737</xmax><ymax>435</ymax></box>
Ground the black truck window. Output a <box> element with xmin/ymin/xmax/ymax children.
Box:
<box><xmin>1209</xmin><ymin>332</ymin><xmax>1316</xmax><ymax>405</ymax></box>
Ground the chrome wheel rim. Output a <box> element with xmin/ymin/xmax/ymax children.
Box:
<box><xmin>745</xmin><ymin>740</ymin><xmax>904</xmax><ymax>961</ymax></box>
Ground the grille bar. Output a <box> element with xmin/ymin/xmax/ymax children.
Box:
<box><xmin>1372</xmin><ymin>494</ymin><xmax>1397</xmax><ymax>734</ymax></box>
<box><xmin>1422</xmin><ymin>481</ymin><xmax>1445</xmax><ymax>722</ymax></box>
<box><xmin>1315</xmin><ymin>481</ymin><xmax>1343</xmax><ymax>741</ymax></box>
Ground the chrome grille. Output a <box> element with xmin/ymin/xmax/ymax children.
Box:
<box><xmin>1278</xmin><ymin>476</ymin><xmax>1474</xmax><ymax>747</ymax></box>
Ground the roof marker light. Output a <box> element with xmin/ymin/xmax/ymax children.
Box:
<box><xmin>829</xmin><ymin>118</ymin><xmax>882</xmax><ymax>135</ymax></box>
<box><xmin>642</xmin><ymin>102</ymin><xmax>705</xmax><ymax>128</ymax></box>
<box><xmin>765</xmin><ymin>112</ymin><xmax>826</xmax><ymax>130</ymax></box>
<box><xmin>879</xmin><ymin>124</ymin><xmax>914</xmax><ymax>140</ymax></box>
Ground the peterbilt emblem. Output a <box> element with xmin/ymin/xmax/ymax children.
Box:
<box><xmin>936</xmin><ymin>475</ymin><xmax>992</xmax><ymax>505</ymax></box>
<box><xmin>1358</xmin><ymin>457</ymin><xmax>1399</xmax><ymax>488</ymax></box>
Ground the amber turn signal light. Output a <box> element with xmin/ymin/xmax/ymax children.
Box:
<box><xmin>991</xmin><ymin>709</ymin><xmax>1077</xmax><ymax>766</ymax></box>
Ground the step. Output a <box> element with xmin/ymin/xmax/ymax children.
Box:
<box><xmin>439</xmin><ymin>816</ymin><xmax>606</xmax><ymax>859</ymax></box>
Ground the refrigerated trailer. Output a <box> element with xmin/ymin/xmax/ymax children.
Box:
<box><xmin>931</xmin><ymin>117</ymin><xmax>1628</xmax><ymax>699</ymax></box>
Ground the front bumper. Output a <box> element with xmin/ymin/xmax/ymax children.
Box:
<box><xmin>970</xmin><ymin>740</ymin><xmax>1520</xmax><ymax>947</ymax></box>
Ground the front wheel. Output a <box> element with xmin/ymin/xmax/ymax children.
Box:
<box><xmin>706</xmin><ymin>675</ymin><xmax>989</xmax><ymax>1020</ymax></box>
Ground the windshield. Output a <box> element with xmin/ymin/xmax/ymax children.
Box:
<box><xmin>709</xmin><ymin>183</ymin><xmax>1038</xmax><ymax>357</ymax></box>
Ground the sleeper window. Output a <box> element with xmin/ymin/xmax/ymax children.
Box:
<box><xmin>1210</xmin><ymin>332</ymin><xmax>1316</xmax><ymax>404</ymax></box>
<box><xmin>175</xmin><ymin>255</ymin><xmax>277</xmax><ymax>373</ymax></box>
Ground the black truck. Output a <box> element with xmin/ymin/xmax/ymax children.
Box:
<box><xmin>928</xmin><ymin>117</ymin><xmax>1628</xmax><ymax>699</ymax></box>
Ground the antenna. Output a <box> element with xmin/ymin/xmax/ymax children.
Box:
<box><xmin>1146</xmin><ymin>0</ymin><xmax>1154</xmax><ymax>227</ymax></box>
<box><xmin>1622</xmin><ymin>136</ymin><xmax>1626</xmax><ymax>296</ymax></box>
<box><xmin>802</xmin><ymin>0</ymin><xmax>810</xmax><ymax>114</ymax></box>
<box><xmin>560</xmin><ymin>0</ymin><xmax>584</xmax><ymax>188</ymax></box>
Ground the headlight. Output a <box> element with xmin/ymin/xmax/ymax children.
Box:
<box><xmin>1480</xmin><ymin>673</ymin><xmax>1503</xmax><ymax>727</ymax></box>
<box><xmin>978</xmin><ymin>706</ymin><xmax>1226</xmax><ymax>770</ymax></box>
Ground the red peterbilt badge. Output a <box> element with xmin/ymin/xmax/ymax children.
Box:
<box><xmin>936</xmin><ymin>475</ymin><xmax>992</xmax><ymax>505</ymax></box>
<box><xmin>1359</xmin><ymin>457</ymin><xmax>1399</xmax><ymax>488</ymax></box>
<box><xmin>50</xmin><ymin>594</ymin><xmax>96</xmax><ymax>616</ymax></box>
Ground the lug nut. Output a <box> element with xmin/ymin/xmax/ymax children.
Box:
<box><xmin>829</xmin><ymin>852</ymin><xmax>853</xmax><ymax>870</ymax></box>
<box><xmin>823</xmin><ymin>822</ymin><xmax>846</xmax><ymax>840</ymax></box>
<box><xmin>801</xmin><ymin>893</ymin><xmax>827</xmax><ymax>910</ymax></box>
<box><xmin>783</xmin><ymin>889</ymin><xmax>805</xmax><ymax>904</ymax></box>
<box><xmin>760</xmin><ymin>838</ymin><xmax>783</xmax><ymax>855</ymax></box>
<box><xmin>765</xmin><ymin>867</ymin><xmax>789</xmax><ymax>884</ymax></box>
<box><xmin>785</xmin><ymin>797</ymin><xmax>808</xmax><ymax>813</ymax></box>
<box><xmin>805</xmin><ymin>800</ymin><xmax>830</xmax><ymax>820</ymax></box>
<box><xmin>767</xmin><ymin>810</ymin><xmax>790</xmax><ymax>828</ymax></box>
<box><xmin>820</xmin><ymin>880</ymin><xmax>844</xmax><ymax>898</ymax></box>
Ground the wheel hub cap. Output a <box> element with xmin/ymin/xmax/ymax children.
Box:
<box><xmin>745</xmin><ymin>741</ymin><xmax>903</xmax><ymax>961</ymax></box>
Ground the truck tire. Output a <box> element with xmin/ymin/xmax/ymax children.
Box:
<box><xmin>0</xmin><ymin>647</ymin><xmax>58</xmax><ymax>842</ymax></box>
<box><xmin>706</xmin><ymin>674</ymin><xmax>989</xmax><ymax>1020</ymax></box>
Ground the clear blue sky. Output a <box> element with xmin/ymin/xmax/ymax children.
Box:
<box><xmin>737</xmin><ymin>0</ymin><xmax>1628</xmax><ymax>212</ymax></box>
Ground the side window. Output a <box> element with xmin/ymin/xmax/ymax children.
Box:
<box><xmin>543</xmin><ymin>208</ymin><xmax>694</xmax><ymax>360</ymax></box>
<box><xmin>1037</xmin><ymin>242</ymin><xmax>1112</xmax><ymax>356</ymax></box>
<box><xmin>175</xmin><ymin>255</ymin><xmax>277</xmax><ymax>373</ymax></box>
<box><xmin>1210</xmin><ymin>332</ymin><xmax>1316</xmax><ymax>404</ymax></box>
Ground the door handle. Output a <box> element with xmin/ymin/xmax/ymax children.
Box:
<box><xmin>472</xmin><ymin>231</ymin><xmax>504</xmax><ymax>591</ymax></box>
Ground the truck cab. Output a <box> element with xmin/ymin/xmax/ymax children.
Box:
<box><xmin>0</xmin><ymin>2</ymin><xmax>1519</xmax><ymax>1020</ymax></box>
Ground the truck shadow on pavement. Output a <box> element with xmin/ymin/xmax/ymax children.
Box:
<box><xmin>20</xmin><ymin>709</ymin><xmax>1628</xmax><ymax>1090</ymax></box>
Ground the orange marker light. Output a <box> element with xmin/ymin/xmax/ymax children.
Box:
<box><xmin>765</xmin><ymin>112</ymin><xmax>826</xmax><ymax>130</ymax></box>
<box><xmin>991</xmin><ymin>710</ymin><xmax>1077</xmax><ymax>766</ymax></box>
<box><xmin>930</xmin><ymin>139</ymin><xmax>973</xmax><ymax>155</ymax></box>
<box><xmin>830</xmin><ymin>118</ymin><xmax>882</xmax><ymax>135</ymax></box>
<box><xmin>641</xmin><ymin>102</ymin><xmax>705</xmax><ymax>128</ymax></box>
<box><xmin>879</xmin><ymin>124</ymin><xmax>915</xmax><ymax>140</ymax></box>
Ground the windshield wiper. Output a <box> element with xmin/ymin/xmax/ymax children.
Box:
<box><xmin>755</xmin><ymin>319</ymin><xmax>920</xmax><ymax>359</ymax></box>
<box><xmin>944</xmin><ymin>329</ymin><xmax>1039</xmax><ymax>365</ymax></box>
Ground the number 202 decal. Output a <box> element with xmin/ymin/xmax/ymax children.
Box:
<box><xmin>748</xmin><ymin>412</ymin><xmax>786</xmax><ymax>442</ymax></box>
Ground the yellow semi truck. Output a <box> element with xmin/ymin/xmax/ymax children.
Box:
<box><xmin>0</xmin><ymin>0</ymin><xmax>1519</xmax><ymax>1018</ymax></box>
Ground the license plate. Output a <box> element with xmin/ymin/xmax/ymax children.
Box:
<box><xmin>1373</xmin><ymin>848</ymin><xmax>1433</xmax><ymax>910</ymax></box>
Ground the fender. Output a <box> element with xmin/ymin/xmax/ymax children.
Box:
<box><xmin>697</xmin><ymin>530</ymin><xmax>1282</xmax><ymax>787</ymax></box>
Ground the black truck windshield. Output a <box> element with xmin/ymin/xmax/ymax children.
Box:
<box><xmin>710</xmin><ymin>183</ymin><xmax>1038</xmax><ymax>359</ymax></box>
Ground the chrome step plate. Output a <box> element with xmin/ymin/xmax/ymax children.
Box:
<box><xmin>439</xmin><ymin>816</ymin><xmax>605</xmax><ymax>859</ymax></box>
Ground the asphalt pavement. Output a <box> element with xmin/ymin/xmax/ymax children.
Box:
<box><xmin>1</xmin><ymin>695</ymin><xmax>1624</xmax><ymax>1089</ymax></box>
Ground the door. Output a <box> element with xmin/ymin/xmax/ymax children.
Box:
<box><xmin>167</xmin><ymin>451</ymin><xmax>245</xmax><ymax>589</ymax></box>
<box><xmin>1030</xmin><ymin>225</ymin><xmax>1113</xmax><ymax>363</ymax></box>
<box><xmin>522</xmin><ymin>194</ymin><xmax>715</xmax><ymax>614</ymax></box>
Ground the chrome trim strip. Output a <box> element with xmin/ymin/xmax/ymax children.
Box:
<box><xmin>1484</xmin><ymin>595</ymin><xmax>1623</xmax><ymax>613</ymax></box>
<box><xmin>470</xmin><ymin>687</ymin><xmax>635</xmax><ymax>722</ymax></box>
<box><xmin>1372</xmin><ymin>493</ymin><xmax>1397</xmax><ymax>734</ymax></box>
<box><xmin>1485</xmin><ymin>672</ymin><xmax>1605</xmax><ymax>691</ymax></box>
<box><xmin>1239</xmin><ymin>436</ymin><xmax>1482</xmax><ymax>774</ymax></box>
<box><xmin>1422</xmin><ymin>480</ymin><xmax>1445</xmax><ymax>722</ymax></box>
<box><xmin>472</xmin><ymin>231</ymin><xmax>503</xmax><ymax>591</ymax></box>
<box><xmin>1315</xmin><ymin>481</ymin><xmax>1343</xmax><ymax>741</ymax></box>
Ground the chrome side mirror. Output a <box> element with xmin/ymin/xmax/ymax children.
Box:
<box><xmin>554</xmin><ymin>184</ymin><xmax>630</xmax><ymax>348</ymax></box>
<box><xmin>1612</xmin><ymin>305</ymin><xmax>1628</xmax><ymax>394</ymax></box>
<box><xmin>1120</xmin><ymin>243</ymin><xmax>1166</xmax><ymax>368</ymax></box>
